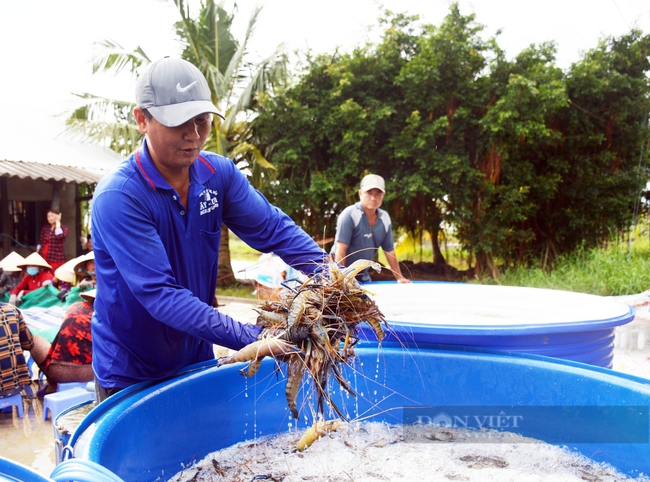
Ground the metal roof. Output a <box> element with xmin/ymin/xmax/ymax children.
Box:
<box><xmin>0</xmin><ymin>116</ymin><xmax>124</xmax><ymax>183</ymax></box>
<box><xmin>0</xmin><ymin>158</ymin><xmax>107</xmax><ymax>184</ymax></box>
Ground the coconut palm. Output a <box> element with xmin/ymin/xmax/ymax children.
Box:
<box><xmin>66</xmin><ymin>0</ymin><xmax>287</xmax><ymax>286</ymax></box>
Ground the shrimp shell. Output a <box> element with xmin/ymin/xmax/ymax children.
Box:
<box><xmin>342</xmin><ymin>259</ymin><xmax>382</xmax><ymax>283</ymax></box>
<box><xmin>285</xmin><ymin>355</ymin><xmax>305</xmax><ymax>419</ymax></box>
<box><xmin>295</xmin><ymin>420</ymin><xmax>347</xmax><ymax>452</ymax></box>
<box><xmin>366</xmin><ymin>315</ymin><xmax>386</xmax><ymax>343</ymax></box>
<box><xmin>255</xmin><ymin>309</ymin><xmax>288</xmax><ymax>326</ymax></box>
<box><xmin>217</xmin><ymin>337</ymin><xmax>299</xmax><ymax>369</ymax></box>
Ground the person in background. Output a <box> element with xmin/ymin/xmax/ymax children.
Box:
<box><xmin>0</xmin><ymin>302</ymin><xmax>34</xmax><ymax>399</ymax></box>
<box><xmin>0</xmin><ymin>252</ymin><xmax>25</xmax><ymax>301</ymax></box>
<box><xmin>332</xmin><ymin>174</ymin><xmax>410</xmax><ymax>284</ymax></box>
<box><xmin>30</xmin><ymin>289</ymin><xmax>96</xmax><ymax>397</ymax></box>
<box><xmin>37</xmin><ymin>209</ymin><xmax>69</xmax><ymax>271</ymax></box>
<box><xmin>91</xmin><ymin>57</ymin><xmax>327</xmax><ymax>402</ymax></box>
<box><xmin>80</xmin><ymin>233</ymin><xmax>93</xmax><ymax>255</ymax></box>
<box><xmin>253</xmin><ymin>252</ymin><xmax>305</xmax><ymax>301</ymax></box>
<box><xmin>9</xmin><ymin>253</ymin><xmax>54</xmax><ymax>306</ymax></box>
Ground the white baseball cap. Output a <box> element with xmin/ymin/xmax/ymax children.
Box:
<box><xmin>136</xmin><ymin>57</ymin><xmax>225</xmax><ymax>127</ymax></box>
<box><xmin>359</xmin><ymin>174</ymin><xmax>386</xmax><ymax>193</ymax></box>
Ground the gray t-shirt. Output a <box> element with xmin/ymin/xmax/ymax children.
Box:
<box><xmin>333</xmin><ymin>202</ymin><xmax>395</xmax><ymax>281</ymax></box>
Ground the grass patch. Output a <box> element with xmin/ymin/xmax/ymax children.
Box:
<box><xmin>218</xmin><ymin>283</ymin><xmax>257</xmax><ymax>300</ymax></box>
<box><xmin>226</xmin><ymin>227</ymin><xmax>650</xmax><ymax>297</ymax></box>
<box><xmin>229</xmin><ymin>234</ymin><xmax>261</xmax><ymax>261</ymax></box>
<box><xmin>394</xmin><ymin>231</ymin><xmax>471</xmax><ymax>270</ymax></box>
<box><xmin>488</xmin><ymin>239</ymin><xmax>650</xmax><ymax>296</ymax></box>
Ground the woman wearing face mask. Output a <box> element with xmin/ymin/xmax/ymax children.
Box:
<box><xmin>8</xmin><ymin>252</ymin><xmax>54</xmax><ymax>306</ymax></box>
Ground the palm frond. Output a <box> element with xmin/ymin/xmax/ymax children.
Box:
<box><xmin>67</xmin><ymin>93</ymin><xmax>136</xmax><ymax>123</ymax></box>
<box><xmin>223</xmin><ymin>45</ymin><xmax>288</xmax><ymax>132</ymax></box>
<box><xmin>63</xmin><ymin>119</ymin><xmax>142</xmax><ymax>157</ymax></box>
<box><xmin>203</xmin><ymin>122</ymin><xmax>229</xmax><ymax>157</ymax></box>
<box><xmin>66</xmin><ymin>1</ymin><xmax>281</xmax><ymax>184</ymax></box>
<box><xmin>92</xmin><ymin>39</ymin><xmax>150</xmax><ymax>76</ymax></box>
<box><xmin>230</xmin><ymin>142</ymin><xmax>276</xmax><ymax>190</ymax></box>
<box><xmin>205</xmin><ymin>63</ymin><xmax>227</xmax><ymax>107</ymax></box>
<box><xmin>222</xmin><ymin>5</ymin><xmax>264</xmax><ymax>105</ymax></box>
<box><xmin>173</xmin><ymin>0</ymin><xmax>202</xmax><ymax>65</ymax></box>
<box><xmin>63</xmin><ymin>93</ymin><xmax>140</xmax><ymax>157</ymax></box>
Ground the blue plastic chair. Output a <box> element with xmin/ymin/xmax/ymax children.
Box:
<box><xmin>25</xmin><ymin>354</ymin><xmax>46</xmax><ymax>383</ymax></box>
<box><xmin>43</xmin><ymin>388</ymin><xmax>93</xmax><ymax>421</ymax></box>
<box><xmin>0</xmin><ymin>392</ymin><xmax>24</xmax><ymax>417</ymax></box>
<box><xmin>56</xmin><ymin>382</ymin><xmax>89</xmax><ymax>392</ymax></box>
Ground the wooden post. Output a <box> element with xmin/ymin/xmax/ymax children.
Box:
<box><xmin>50</xmin><ymin>181</ymin><xmax>62</xmax><ymax>212</ymax></box>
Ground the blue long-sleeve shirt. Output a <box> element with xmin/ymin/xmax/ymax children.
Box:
<box><xmin>91</xmin><ymin>139</ymin><xmax>326</xmax><ymax>388</ymax></box>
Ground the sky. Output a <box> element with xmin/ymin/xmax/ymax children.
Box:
<box><xmin>1</xmin><ymin>0</ymin><xmax>649</xmax><ymax>146</ymax></box>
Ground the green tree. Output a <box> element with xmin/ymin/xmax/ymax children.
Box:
<box><xmin>554</xmin><ymin>31</ymin><xmax>650</xmax><ymax>255</ymax></box>
<box><xmin>392</xmin><ymin>4</ymin><xmax>493</xmax><ymax>269</ymax></box>
<box><xmin>467</xmin><ymin>42</ymin><xmax>570</xmax><ymax>275</ymax></box>
<box><xmin>460</xmin><ymin>32</ymin><xmax>650</xmax><ymax>274</ymax></box>
<box><xmin>255</xmin><ymin>3</ymin><xmax>650</xmax><ymax>279</ymax></box>
<box><xmin>256</xmin><ymin>5</ymin><xmax>496</xmax><ymax>272</ymax></box>
<box><xmin>255</xmin><ymin>11</ymin><xmax>420</xmax><ymax>246</ymax></box>
<box><xmin>65</xmin><ymin>0</ymin><xmax>287</xmax><ymax>286</ymax></box>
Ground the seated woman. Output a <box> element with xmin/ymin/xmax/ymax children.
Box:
<box><xmin>29</xmin><ymin>289</ymin><xmax>96</xmax><ymax>396</ymax></box>
<box><xmin>8</xmin><ymin>252</ymin><xmax>53</xmax><ymax>306</ymax></box>
<box><xmin>73</xmin><ymin>251</ymin><xmax>95</xmax><ymax>290</ymax></box>
<box><xmin>0</xmin><ymin>302</ymin><xmax>34</xmax><ymax>399</ymax></box>
<box><xmin>53</xmin><ymin>251</ymin><xmax>95</xmax><ymax>303</ymax></box>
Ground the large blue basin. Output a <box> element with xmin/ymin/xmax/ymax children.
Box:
<box><xmin>70</xmin><ymin>344</ymin><xmax>650</xmax><ymax>481</ymax></box>
<box><xmin>360</xmin><ymin>282</ymin><xmax>634</xmax><ymax>367</ymax></box>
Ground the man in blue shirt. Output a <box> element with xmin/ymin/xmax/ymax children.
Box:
<box><xmin>91</xmin><ymin>57</ymin><xmax>326</xmax><ymax>400</ymax></box>
<box><xmin>332</xmin><ymin>174</ymin><xmax>410</xmax><ymax>284</ymax></box>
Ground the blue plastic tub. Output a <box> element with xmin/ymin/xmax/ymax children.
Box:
<box><xmin>53</xmin><ymin>401</ymin><xmax>95</xmax><ymax>465</ymax></box>
<box><xmin>359</xmin><ymin>282</ymin><xmax>634</xmax><ymax>367</ymax></box>
<box><xmin>0</xmin><ymin>458</ymin><xmax>51</xmax><ymax>482</ymax></box>
<box><xmin>0</xmin><ymin>456</ymin><xmax>125</xmax><ymax>482</ymax></box>
<box><xmin>71</xmin><ymin>345</ymin><xmax>650</xmax><ymax>481</ymax></box>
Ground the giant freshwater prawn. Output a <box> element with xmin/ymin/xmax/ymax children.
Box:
<box><xmin>217</xmin><ymin>258</ymin><xmax>390</xmax><ymax>448</ymax></box>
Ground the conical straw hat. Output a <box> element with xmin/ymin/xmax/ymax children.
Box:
<box><xmin>0</xmin><ymin>251</ymin><xmax>25</xmax><ymax>272</ymax></box>
<box><xmin>17</xmin><ymin>252</ymin><xmax>52</xmax><ymax>270</ymax></box>
<box><xmin>54</xmin><ymin>257</ymin><xmax>80</xmax><ymax>283</ymax></box>
<box><xmin>55</xmin><ymin>251</ymin><xmax>95</xmax><ymax>283</ymax></box>
<box><xmin>80</xmin><ymin>288</ymin><xmax>97</xmax><ymax>302</ymax></box>
<box><xmin>74</xmin><ymin>251</ymin><xmax>94</xmax><ymax>267</ymax></box>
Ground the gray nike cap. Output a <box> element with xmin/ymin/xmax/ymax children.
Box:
<box><xmin>135</xmin><ymin>56</ymin><xmax>225</xmax><ymax>127</ymax></box>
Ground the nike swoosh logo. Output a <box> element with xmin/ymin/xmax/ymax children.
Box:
<box><xmin>176</xmin><ymin>81</ymin><xmax>197</xmax><ymax>93</ymax></box>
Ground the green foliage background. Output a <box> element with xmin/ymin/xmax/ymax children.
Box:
<box><xmin>254</xmin><ymin>4</ymin><xmax>650</xmax><ymax>279</ymax></box>
<box><xmin>66</xmin><ymin>1</ymin><xmax>650</xmax><ymax>285</ymax></box>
